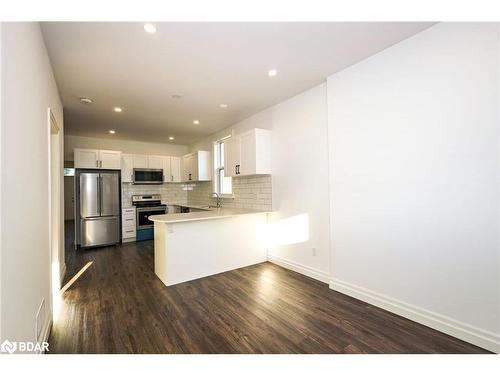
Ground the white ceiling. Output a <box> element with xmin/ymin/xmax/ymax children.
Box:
<box><xmin>41</xmin><ymin>22</ymin><xmax>433</xmax><ymax>145</ymax></box>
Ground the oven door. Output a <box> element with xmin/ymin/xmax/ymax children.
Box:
<box><xmin>136</xmin><ymin>206</ymin><xmax>167</xmax><ymax>229</ymax></box>
<box><xmin>133</xmin><ymin>169</ymin><xmax>164</xmax><ymax>184</ymax></box>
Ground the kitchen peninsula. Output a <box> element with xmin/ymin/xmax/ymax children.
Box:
<box><xmin>150</xmin><ymin>208</ymin><xmax>269</xmax><ymax>286</ymax></box>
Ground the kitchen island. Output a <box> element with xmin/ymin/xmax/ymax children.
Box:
<box><xmin>149</xmin><ymin>208</ymin><xmax>269</xmax><ymax>286</ymax></box>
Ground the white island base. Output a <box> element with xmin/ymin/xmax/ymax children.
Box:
<box><xmin>152</xmin><ymin>210</ymin><xmax>268</xmax><ymax>286</ymax></box>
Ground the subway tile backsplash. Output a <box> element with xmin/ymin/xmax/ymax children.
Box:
<box><xmin>121</xmin><ymin>183</ymin><xmax>187</xmax><ymax>208</ymax></box>
<box><xmin>121</xmin><ymin>175</ymin><xmax>272</xmax><ymax>211</ymax></box>
<box><xmin>187</xmin><ymin>175</ymin><xmax>272</xmax><ymax>211</ymax></box>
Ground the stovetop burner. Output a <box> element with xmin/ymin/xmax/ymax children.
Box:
<box><xmin>132</xmin><ymin>194</ymin><xmax>164</xmax><ymax>207</ymax></box>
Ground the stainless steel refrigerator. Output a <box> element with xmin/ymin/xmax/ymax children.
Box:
<box><xmin>75</xmin><ymin>170</ymin><xmax>121</xmax><ymax>248</ymax></box>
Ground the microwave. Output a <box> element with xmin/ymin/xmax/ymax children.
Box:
<box><xmin>132</xmin><ymin>168</ymin><xmax>164</xmax><ymax>185</ymax></box>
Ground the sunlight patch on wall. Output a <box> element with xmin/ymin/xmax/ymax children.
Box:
<box><xmin>263</xmin><ymin>213</ymin><xmax>310</xmax><ymax>247</ymax></box>
<box><xmin>51</xmin><ymin>262</ymin><xmax>62</xmax><ymax>321</ymax></box>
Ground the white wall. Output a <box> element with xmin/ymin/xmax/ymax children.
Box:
<box><xmin>65</xmin><ymin>134</ymin><xmax>188</xmax><ymax>161</ymax></box>
<box><xmin>0</xmin><ymin>22</ymin><xmax>3</xmax><ymax>341</ymax></box>
<box><xmin>327</xmin><ymin>23</ymin><xmax>499</xmax><ymax>352</ymax></box>
<box><xmin>1</xmin><ymin>23</ymin><xmax>64</xmax><ymax>346</ymax></box>
<box><xmin>190</xmin><ymin>84</ymin><xmax>331</xmax><ymax>282</ymax></box>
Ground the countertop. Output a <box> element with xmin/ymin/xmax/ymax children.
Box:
<box><xmin>122</xmin><ymin>203</ymin><xmax>212</xmax><ymax>210</ymax></box>
<box><xmin>149</xmin><ymin>208</ymin><xmax>268</xmax><ymax>224</ymax></box>
<box><xmin>163</xmin><ymin>203</ymin><xmax>214</xmax><ymax>210</ymax></box>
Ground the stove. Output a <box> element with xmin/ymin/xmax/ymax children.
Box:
<box><xmin>132</xmin><ymin>194</ymin><xmax>167</xmax><ymax>240</ymax></box>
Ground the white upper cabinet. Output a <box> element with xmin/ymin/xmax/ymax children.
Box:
<box><xmin>121</xmin><ymin>154</ymin><xmax>182</xmax><ymax>183</ymax></box>
<box><xmin>74</xmin><ymin>148</ymin><xmax>100</xmax><ymax>169</ymax></box>
<box><xmin>224</xmin><ymin>129</ymin><xmax>271</xmax><ymax>177</ymax></box>
<box><xmin>170</xmin><ymin>157</ymin><xmax>182</xmax><ymax>183</ymax></box>
<box><xmin>132</xmin><ymin>155</ymin><xmax>148</xmax><ymax>169</ymax></box>
<box><xmin>224</xmin><ymin>136</ymin><xmax>240</xmax><ymax>178</ymax></box>
<box><xmin>121</xmin><ymin>154</ymin><xmax>134</xmax><ymax>183</ymax></box>
<box><xmin>182</xmin><ymin>151</ymin><xmax>211</xmax><ymax>182</ymax></box>
<box><xmin>161</xmin><ymin>157</ymin><xmax>172</xmax><ymax>182</ymax></box>
<box><xmin>76</xmin><ymin>147</ymin><xmax>213</xmax><ymax>182</ymax></box>
<box><xmin>99</xmin><ymin>150</ymin><xmax>122</xmax><ymax>169</ymax></box>
<box><xmin>74</xmin><ymin>148</ymin><xmax>121</xmax><ymax>170</ymax></box>
<box><xmin>182</xmin><ymin>153</ymin><xmax>194</xmax><ymax>182</ymax></box>
<box><xmin>148</xmin><ymin>155</ymin><xmax>164</xmax><ymax>170</ymax></box>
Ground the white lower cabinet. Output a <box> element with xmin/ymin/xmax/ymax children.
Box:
<box><xmin>122</xmin><ymin>207</ymin><xmax>136</xmax><ymax>242</ymax></box>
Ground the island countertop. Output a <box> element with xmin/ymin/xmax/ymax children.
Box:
<box><xmin>149</xmin><ymin>208</ymin><xmax>268</xmax><ymax>224</ymax></box>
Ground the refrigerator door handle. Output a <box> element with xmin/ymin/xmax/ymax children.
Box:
<box><xmin>97</xmin><ymin>174</ymin><xmax>101</xmax><ymax>216</ymax></box>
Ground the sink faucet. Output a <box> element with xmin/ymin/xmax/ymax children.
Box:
<box><xmin>212</xmin><ymin>192</ymin><xmax>222</xmax><ymax>208</ymax></box>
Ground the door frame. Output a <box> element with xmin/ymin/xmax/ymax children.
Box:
<box><xmin>48</xmin><ymin>108</ymin><xmax>64</xmax><ymax>319</ymax></box>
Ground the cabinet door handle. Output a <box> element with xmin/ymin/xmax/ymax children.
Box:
<box><xmin>235</xmin><ymin>165</ymin><xmax>238</xmax><ymax>175</ymax></box>
<box><xmin>96</xmin><ymin>160</ymin><xmax>99</xmax><ymax>168</ymax></box>
<box><xmin>171</xmin><ymin>175</ymin><xmax>173</xmax><ymax>182</ymax></box>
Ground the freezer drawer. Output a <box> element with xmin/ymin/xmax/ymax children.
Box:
<box><xmin>81</xmin><ymin>217</ymin><xmax>119</xmax><ymax>248</ymax></box>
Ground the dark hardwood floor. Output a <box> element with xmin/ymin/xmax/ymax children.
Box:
<box><xmin>49</xmin><ymin>221</ymin><xmax>490</xmax><ymax>354</ymax></box>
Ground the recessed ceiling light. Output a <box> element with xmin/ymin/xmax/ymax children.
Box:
<box><xmin>144</xmin><ymin>23</ymin><xmax>157</xmax><ymax>34</ymax></box>
<box><xmin>169</xmin><ymin>136</ymin><xmax>174</xmax><ymax>140</ymax></box>
<box><xmin>109</xmin><ymin>130</ymin><xmax>116</xmax><ymax>134</ymax></box>
<box><xmin>268</xmin><ymin>69</ymin><xmax>278</xmax><ymax>77</ymax></box>
<box><xmin>79</xmin><ymin>97</ymin><xmax>93</xmax><ymax>104</ymax></box>
<box><xmin>114</xmin><ymin>107</ymin><xmax>122</xmax><ymax>113</ymax></box>
<box><xmin>219</xmin><ymin>104</ymin><xmax>228</xmax><ymax>108</ymax></box>
<box><xmin>193</xmin><ymin>120</ymin><xmax>200</xmax><ymax>125</ymax></box>
<box><xmin>171</xmin><ymin>94</ymin><xmax>182</xmax><ymax>99</ymax></box>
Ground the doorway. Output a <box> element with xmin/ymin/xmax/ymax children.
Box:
<box><xmin>48</xmin><ymin>108</ymin><xmax>64</xmax><ymax>318</ymax></box>
<box><xmin>63</xmin><ymin>161</ymin><xmax>75</xmax><ymax>227</ymax></box>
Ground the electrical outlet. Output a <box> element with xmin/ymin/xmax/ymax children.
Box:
<box><xmin>312</xmin><ymin>247</ymin><xmax>317</xmax><ymax>256</ymax></box>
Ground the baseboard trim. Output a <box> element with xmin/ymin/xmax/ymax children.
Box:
<box><xmin>267</xmin><ymin>254</ymin><xmax>330</xmax><ymax>283</ymax></box>
<box><xmin>330</xmin><ymin>278</ymin><xmax>500</xmax><ymax>353</ymax></box>
<box><xmin>38</xmin><ymin>314</ymin><xmax>52</xmax><ymax>354</ymax></box>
